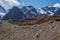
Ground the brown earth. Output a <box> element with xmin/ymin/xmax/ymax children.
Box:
<box><xmin>8</xmin><ymin>16</ymin><xmax>60</xmax><ymax>25</ymax></box>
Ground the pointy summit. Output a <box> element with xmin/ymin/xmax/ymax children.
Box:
<box><xmin>3</xmin><ymin>6</ymin><xmax>26</xmax><ymax>21</ymax></box>
<box><xmin>3</xmin><ymin>6</ymin><xmax>38</xmax><ymax>21</ymax></box>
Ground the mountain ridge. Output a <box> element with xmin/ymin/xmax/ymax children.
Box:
<box><xmin>0</xmin><ymin>3</ymin><xmax>60</xmax><ymax>25</ymax></box>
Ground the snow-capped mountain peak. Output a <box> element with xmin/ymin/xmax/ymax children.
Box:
<box><xmin>2</xmin><ymin>3</ymin><xmax>60</xmax><ymax>21</ymax></box>
<box><xmin>37</xmin><ymin>5</ymin><xmax>60</xmax><ymax>16</ymax></box>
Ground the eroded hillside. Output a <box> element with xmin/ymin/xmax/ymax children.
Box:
<box><xmin>0</xmin><ymin>21</ymin><xmax>60</xmax><ymax>40</ymax></box>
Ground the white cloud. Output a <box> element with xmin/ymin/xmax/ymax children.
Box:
<box><xmin>0</xmin><ymin>0</ymin><xmax>20</xmax><ymax>11</ymax></box>
<box><xmin>53</xmin><ymin>3</ymin><xmax>60</xmax><ymax>8</ymax></box>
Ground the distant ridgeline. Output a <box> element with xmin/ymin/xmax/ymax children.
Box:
<box><xmin>3</xmin><ymin>6</ymin><xmax>38</xmax><ymax>21</ymax></box>
<box><xmin>2</xmin><ymin>5</ymin><xmax>60</xmax><ymax>22</ymax></box>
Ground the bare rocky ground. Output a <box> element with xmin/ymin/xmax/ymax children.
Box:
<box><xmin>0</xmin><ymin>21</ymin><xmax>60</xmax><ymax>40</ymax></box>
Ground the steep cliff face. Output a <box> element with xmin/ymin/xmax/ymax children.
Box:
<box><xmin>0</xmin><ymin>21</ymin><xmax>60</xmax><ymax>40</ymax></box>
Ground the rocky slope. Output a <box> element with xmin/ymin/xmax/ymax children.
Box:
<box><xmin>0</xmin><ymin>21</ymin><xmax>60</xmax><ymax>40</ymax></box>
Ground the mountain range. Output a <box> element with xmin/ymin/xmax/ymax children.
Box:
<box><xmin>0</xmin><ymin>3</ymin><xmax>60</xmax><ymax>40</ymax></box>
<box><xmin>0</xmin><ymin>3</ymin><xmax>60</xmax><ymax>24</ymax></box>
<box><xmin>3</xmin><ymin>6</ymin><xmax>38</xmax><ymax>21</ymax></box>
<box><xmin>38</xmin><ymin>6</ymin><xmax>60</xmax><ymax>16</ymax></box>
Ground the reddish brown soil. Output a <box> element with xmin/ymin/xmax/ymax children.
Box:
<box><xmin>8</xmin><ymin>16</ymin><xmax>60</xmax><ymax>25</ymax></box>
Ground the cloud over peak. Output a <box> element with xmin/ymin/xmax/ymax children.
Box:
<box><xmin>53</xmin><ymin>3</ymin><xmax>60</xmax><ymax>8</ymax></box>
<box><xmin>0</xmin><ymin>0</ymin><xmax>20</xmax><ymax>11</ymax></box>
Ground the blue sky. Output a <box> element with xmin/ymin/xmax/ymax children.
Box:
<box><xmin>0</xmin><ymin>0</ymin><xmax>60</xmax><ymax>11</ymax></box>
<box><xmin>18</xmin><ymin>0</ymin><xmax>60</xmax><ymax>8</ymax></box>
